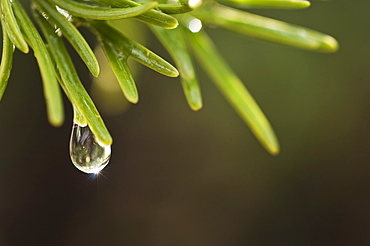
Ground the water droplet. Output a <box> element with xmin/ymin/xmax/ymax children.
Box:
<box><xmin>188</xmin><ymin>0</ymin><xmax>202</xmax><ymax>9</ymax></box>
<box><xmin>188</xmin><ymin>18</ymin><xmax>202</xmax><ymax>33</ymax></box>
<box><xmin>69</xmin><ymin>122</ymin><xmax>111</xmax><ymax>174</ymax></box>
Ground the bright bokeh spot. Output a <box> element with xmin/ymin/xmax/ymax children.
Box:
<box><xmin>189</xmin><ymin>18</ymin><xmax>202</xmax><ymax>33</ymax></box>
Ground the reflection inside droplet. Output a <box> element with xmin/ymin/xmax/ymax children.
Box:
<box><xmin>69</xmin><ymin>122</ymin><xmax>111</xmax><ymax>174</ymax></box>
<box><xmin>188</xmin><ymin>18</ymin><xmax>202</xmax><ymax>33</ymax></box>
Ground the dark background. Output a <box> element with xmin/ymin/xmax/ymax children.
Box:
<box><xmin>1</xmin><ymin>0</ymin><xmax>370</xmax><ymax>245</ymax></box>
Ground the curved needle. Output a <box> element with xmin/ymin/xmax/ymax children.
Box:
<box><xmin>1</xmin><ymin>0</ymin><xmax>29</xmax><ymax>53</ymax></box>
<box><xmin>50</xmin><ymin>0</ymin><xmax>158</xmax><ymax>20</ymax></box>
<box><xmin>33</xmin><ymin>0</ymin><xmax>100</xmax><ymax>77</ymax></box>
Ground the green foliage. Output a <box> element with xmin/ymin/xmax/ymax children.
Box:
<box><xmin>0</xmin><ymin>0</ymin><xmax>338</xmax><ymax>154</ymax></box>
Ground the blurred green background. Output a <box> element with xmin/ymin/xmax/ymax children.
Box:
<box><xmin>1</xmin><ymin>0</ymin><xmax>370</xmax><ymax>245</ymax></box>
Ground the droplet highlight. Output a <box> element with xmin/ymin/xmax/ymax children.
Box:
<box><xmin>188</xmin><ymin>18</ymin><xmax>202</xmax><ymax>33</ymax></box>
<box><xmin>69</xmin><ymin>122</ymin><xmax>111</xmax><ymax>174</ymax></box>
<box><xmin>188</xmin><ymin>0</ymin><xmax>202</xmax><ymax>9</ymax></box>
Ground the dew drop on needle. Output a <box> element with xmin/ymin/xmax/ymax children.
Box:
<box><xmin>69</xmin><ymin>122</ymin><xmax>111</xmax><ymax>174</ymax></box>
